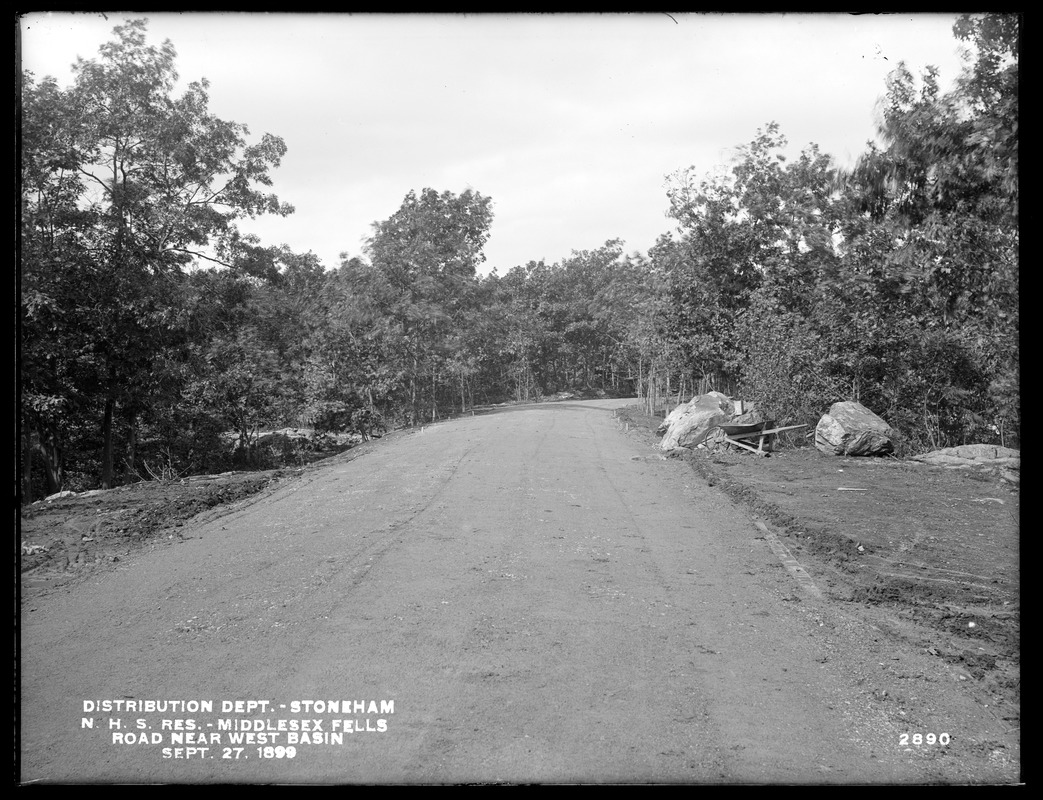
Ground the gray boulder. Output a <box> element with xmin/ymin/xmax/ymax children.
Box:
<box><xmin>815</xmin><ymin>401</ymin><xmax>895</xmax><ymax>456</ymax></box>
<box><xmin>659</xmin><ymin>391</ymin><xmax>735</xmax><ymax>451</ymax></box>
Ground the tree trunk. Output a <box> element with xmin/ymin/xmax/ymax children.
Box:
<box><xmin>431</xmin><ymin>362</ymin><xmax>437</xmax><ymax>422</ymax></box>
<box><xmin>101</xmin><ymin>396</ymin><xmax>115</xmax><ymax>489</ymax></box>
<box><xmin>409</xmin><ymin>325</ymin><xmax>419</xmax><ymax>427</ymax></box>
<box><xmin>126</xmin><ymin>411</ymin><xmax>138</xmax><ymax>480</ymax></box>
<box><xmin>22</xmin><ymin>426</ymin><xmax>34</xmax><ymax>505</ymax></box>
<box><xmin>33</xmin><ymin>427</ymin><xmax>64</xmax><ymax>495</ymax></box>
<box><xmin>645</xmin><ymin>359</ymin><xmax>659</xmax><ymax>416</ymax></box>
<box><xmin>410</xmin><ymin>365</ymin><xmax>418</xmax><ymax>427</ymax></box>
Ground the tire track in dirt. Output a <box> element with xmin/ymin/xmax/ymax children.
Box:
<box><xmin>20</xmin><ymin>401</ymin><xmax>1019</xmax><ymax>784</ymax></box>
<box><xmin>251</xmin><ymin>429</ymin><xmax>491</xmax><ymax>684</ymax></box>
<box><xmin>399</xmin><ymin>408</ymin><xmax>718</xmax><ymax>782</ymax></box>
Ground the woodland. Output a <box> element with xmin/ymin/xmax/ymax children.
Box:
<box><xmin>20</xmin><ymin>15</ymin><xmax>1018</xmax><ymax>499</ymax></box>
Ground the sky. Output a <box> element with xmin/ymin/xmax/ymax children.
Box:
<box><xmin>18</xmin><ymin>12</ymin><xmax>972</xmax><ymax>277</ymax></box>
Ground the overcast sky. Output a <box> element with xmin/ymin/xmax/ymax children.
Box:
<box><xmin>19</xmin><ymin>12</ymin><xmax>971</xmax><ymax>276</ymax></box>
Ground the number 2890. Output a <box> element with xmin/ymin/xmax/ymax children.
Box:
<box><xmin>900</xmin><ymin>733</ymin><xmax>950</xmax><ymax>746</ymax></box>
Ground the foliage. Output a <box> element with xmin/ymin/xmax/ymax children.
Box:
<box><xmin>21</xmin><ymin>19</ymin><xmax>292</xmax><ymax>492</ymax></box>
<box><xmin>360</xmin><ymin>188</ymin><xmax>494</xmax><ymax>424</ymax></box>
<box><xmin>651</xmin><ymin>14</ymin><xmax>1018</xmax><ymax>452</ymax></box>
<box><xmin>20</xmin><ymin>15</ymin><xmax>1019</xmax><ymax>500</ymax></box>
<box><xmin>836</xmin><ymin>12</ymin><xmax>1019</xmax><ymax>448</ymax></box>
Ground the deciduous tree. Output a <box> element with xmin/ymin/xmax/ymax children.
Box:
<box><xmin>20</xmin><ymin>19</ymin><xmax>294</xmax><ymax>489</ymax></box>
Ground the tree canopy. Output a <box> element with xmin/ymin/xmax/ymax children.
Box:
<box><xmin>20</xmin><ymin>14</ymin><xmax>1018</xmax><ymax>500</ymax></box>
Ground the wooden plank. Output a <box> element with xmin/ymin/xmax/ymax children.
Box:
<box><xmin>724</xmin><ymin>436</ymin><xmax>769</xmax><ymax>456</ymax></box>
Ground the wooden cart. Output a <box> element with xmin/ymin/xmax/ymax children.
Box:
<box><xmin>716</xmin><ymin>421</ymin><xmax>808</xmax><ymax>456</ymax></box>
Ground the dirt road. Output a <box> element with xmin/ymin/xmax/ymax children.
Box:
<box><xmin>19</xmin><ymin>400</ymin><xmax>1017</xmax><ymax>784</ymax></box>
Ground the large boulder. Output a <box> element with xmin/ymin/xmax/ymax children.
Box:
<box><xmin>815</xmin><ymin>401</ymin><xmax>894</xmax><ymax>456</ymax></box>
<box><xmin>659</xmin><ymin>391</ymin><xmax>735</xmax><ymax>451</ymax></box>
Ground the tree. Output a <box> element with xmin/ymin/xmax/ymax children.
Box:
<box><xmin>840</xmin><ymin>12</ymin><xmax>1019</xmax><ymax>447</ymax></box>
<box><xmin>659</xmin><ymin>124</ymin><xmax>843</xmax><ymax>401</ymax></box>
<box><xmin>21</xmin><ymin>73</ymin><xmax>97</xmax><ymax>497</ymax></box>
<box><xmin>302</xmin><ymin>257</ymin><xmax>408</xmax><ymax>434</ymax></box>
<box><xmin>20</xmin><ymin>19</ymin><xmax>294</xmax><ymax>489</ymax></box>
<box><xmin>363</xmin><ymin>188</ymin><xmax>493</xmax><ymax>424</ymax></box>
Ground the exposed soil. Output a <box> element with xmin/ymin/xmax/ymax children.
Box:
<box><xmin>18</xmin><ymin>402</ymin><xmax>1021</xmax><ymax>783</ymax></box>
<box><xmin>21</xmin><ymin>470</ymin><xmax>293</xmax><ymax>582</ymax></box>
<box><xmin>19</xmin><ymin>431</ymin><xmax>375</xmax><ymax>592</ymax></box>
<box><xmin>20</xmin><ymin>409</ymin><xmax>1021</xmax><ymax>720</ymax></box>
<box><xmin>617</xmin><ymin>404</ymin><xmax>1021</xmax><ymax>719</ymax></box>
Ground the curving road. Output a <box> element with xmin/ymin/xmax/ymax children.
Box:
<box><xmin>21</xmin><ymin>400</ymin><xmax>945</xmax><ymax>784</ymax></box>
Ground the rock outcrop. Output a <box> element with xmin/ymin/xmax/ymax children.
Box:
<box><xmin>910</xmin><ymin>444</ymin><xmax>1020</xmax><ymax>469</ymax></box>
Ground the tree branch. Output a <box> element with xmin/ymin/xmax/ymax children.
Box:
<box><xmin>167</xmin><ymin>248</ymin><xmax>233</xmax><ymax>268</ymax></box>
